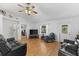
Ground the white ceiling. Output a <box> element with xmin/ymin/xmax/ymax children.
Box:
<box><xmin>0</xmin><ymin>3</ymin><xmax>79</xmax><ymax>23</ymax></box>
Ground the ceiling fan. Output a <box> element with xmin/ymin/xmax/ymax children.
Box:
<box><xmin>18</xmin><ymin>3</ymin><xmax>38</xmax><ymax>16</ymax></box>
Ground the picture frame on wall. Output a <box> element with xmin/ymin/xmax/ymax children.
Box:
<box><xmin>41</xmin><ymin>25</ymin><xmax>46</xmax><ymax>33</ymax></box>
<box><xmin>61</xmin><ymin>25</ymin><xmax>68</xmax><ymax>34</ymax></box>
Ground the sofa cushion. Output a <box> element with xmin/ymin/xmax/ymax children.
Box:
<box><xmin>7</xmin><ymin>37</ymin><xmax>15</xmax><ymax>42</ymax></box>
<box><xmin>65</xmin><ymin>44</ymin><xmax>78</xmax><ymax>55</ymax></box>
<box><xmin>0</xmin><ymin>34</ymin><xmax>5</xmax><ymax>41</ymax></box>
<box><xmin>0</xmin><ymin>40</ymin><xmax>11</xmax><ymax>55</ymax></box>
<box><xmin>7</xmin><ymin>38</ymin><xmax>21</xmax><ymax>48</ymax></box>
<box><xmin>7</xmin><ymin>44</ymin><xmax>27</xmax><ymax>56</ymax></box>
<box><xmin>65</xmin><ymin>44</ymin><xmax>78</xmax><ymax>51</ymax></box>
<box><xmin>64</xmin><ymin>39</ymin><xmax>75</xmax><ymax>44</ymax></box>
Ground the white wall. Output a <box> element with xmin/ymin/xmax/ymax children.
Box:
<box><xmin>0</xmin><ymin>14</ymin><xmax>3</xmax><ymax>34</ymax></box>
<box><xmin>0</xmin><ymin>13</ymin><xmax>35</xmax><ymax>41</ymax></box>
<box><xmin>1</xmin><ymin>13</ymin><xmax>79</xmax><ymax>42</ymax></box>
<box><xmin>18</xmin><ymin>17</ymin><xmax>35</xmax><ymax>38</ymax></box>
<box><xmin>37</xmin><ymin>20</ymin><xmax>59</xmax><ymax>41</ymax></box>
<box><xmin>58</xmin><ymin>17</ymin><xmax>79</xmax><ymax>42</ymax></box>
<box><xmin>1</xmin><ymin>8</ymin><xmax>79</xmax><ymax>42</ymax></box>
<box><xmin>37</xmin><ymin>16</ymin><xmax>79</xmax><ymax>42</ymax></box>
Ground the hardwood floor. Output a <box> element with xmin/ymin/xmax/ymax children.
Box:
<box><xmin>21</xmin><ymin>37</ymin><xmax>60</xmax><ymax>56</ymax></box>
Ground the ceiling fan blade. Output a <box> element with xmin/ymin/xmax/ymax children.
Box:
<box><xmin>32</xmin><ymin>11</ymin><xmax>38</xmax><ymax>14</ymax></box>
<box><xmin>18</xmin><ymin>9</ymin><xmax>25</xmax><ymax>12</ymax></box>
<box><xmin>18</xmin><ymin>10</ymin><xmax>23</xmax><ymax>12</ymax></box>
<box><xmin>18</xmin><ymin>4</ymin><xmax>24</xmax><ymax>8</ymax></box>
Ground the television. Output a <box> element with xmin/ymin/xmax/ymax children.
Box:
<box><xmin>30</xmin><ymin>29</ymin><xmax>38</xmax><ymax>35</ymax></box>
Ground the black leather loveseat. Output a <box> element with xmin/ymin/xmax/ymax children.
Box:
<box><xmin>58</xmin><ymin>39</ymin><xmax>79</xmax><ymax>56</ymax></box>
<box><xmin>0</xmin><ymin>34</ymin><xmax>27</xmax><ymax>56</ymax></box>
<box><xmin>6</xmin><ymin>44</ymin><xmax>27</xmax><ymax>56</ymax></box>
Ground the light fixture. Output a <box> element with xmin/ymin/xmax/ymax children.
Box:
<box><xmin>18</xmin><ymin>3</ymin><xmax>38</xmax><ymax>16</ymax></box>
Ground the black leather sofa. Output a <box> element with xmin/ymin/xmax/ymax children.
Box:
<box><xmin>65</xmin><ymin>44</ymin><xmax>78</xmax><ymax>55</ymax></box>
<box><xmin>58</xmin><ymin>39</ymin><xmax>79</xmax><ymax>56</ymax></box>
<box><xmin>0</xmin><ymin>34</ymin><xmax>27</xmax><ymax>56</ymax></box>
<box><xmin>6</xmin><ymin>44</ymin><xmax>27</xmax><ymax>56</ymax></box>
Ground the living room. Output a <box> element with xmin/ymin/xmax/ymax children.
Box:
<box><xmin>0</xmin><ymin>3</ymin><xmax>79</xmax><ymax>56</ymax></box>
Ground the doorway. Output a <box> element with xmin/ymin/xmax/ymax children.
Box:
<box><xmin>21</xmin><ymin>24</ymin><xmax>27</xmax><ymax>42</ymax></box>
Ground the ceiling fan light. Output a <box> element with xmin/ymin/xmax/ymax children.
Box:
<box><xmin>25</xmin><ymin>10</ymin><xmax>27</xmax><ymax>13</ymax></box>
<box><xmin>28</xmin><ymin>11</ymin><xmax>31</xmax><ymax>14</ymax></box>
<box><xmin>18</xmin><ymin>3</ymin><xmax>38</xmax><ymax>16</ymax></box>
<box><xmin>25</xmin><ymin>10</ymin><xmax>31</xmax><ymax>15</ymax></box>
